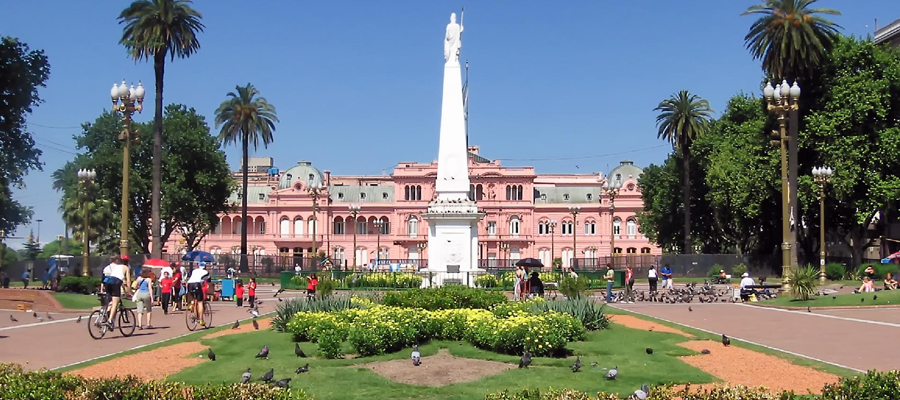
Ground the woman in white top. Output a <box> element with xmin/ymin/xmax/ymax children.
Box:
<box><xmin>648</xmin><ymin>265</ymin><xmax>658</xmax><ymax>293</ymax></box>
<box><xmin>101</xmin><ymin>256</ymin><xmax>132</xmax><ymax>327</ymax></box>
<box><xmin>186</xmin><ymin>262</ymin><xmax>210</xmax><ymax>326</ymax></box>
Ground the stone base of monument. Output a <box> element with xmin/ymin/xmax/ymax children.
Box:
<box><xmin>418</xmin><ymin>269</ymin><xmax>482</xmax><ymax>288</ymax></box>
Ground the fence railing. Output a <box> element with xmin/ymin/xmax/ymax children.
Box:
<box><xmin>281</xmin><ymin>269</ymin><xmax>618</xmax><ymax>291</ymax></box>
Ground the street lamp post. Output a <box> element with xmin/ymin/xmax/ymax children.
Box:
<box><xmin>499</xmin><ymin>243</ymin><xmax>510</xmax><ymax>268</ymax></box>
<box><xmin>308</xmin><ymin>182</ymin><xmax>324</xmax><ymax>261</ymax></box>
<box><xmin>603</xmin><ymin>180</ymin><xmax>622</xmax><ymax>265</ymax></box>
<box><xmin>78</xmin><ymin>169</ymin><xmax>97</xmax><ymax>276</ymax></box>
<box><xmin>349</xmin><ymin>205</ymin><xmax>360</xmax><ymax>269</ymax></box>
<box><xmin>36</xmin><ymin>219</ymin><xmax>43</xmax><ymax>245</ymax></box>
<box><xmin>764</xmin><ymin>80</ymin><xmax>800</xmax><ymax>290</ymax></box>
<box><xmin>813</xmin><ymin>166</ymin><xmax>834</xmax><ymax>282</ymax></box>
<box><xmin>549</xmin><ymin>219</ymin><xmax>558</xmax><ymax>269</ymax></box>
<box><xmin>417</xmin><ymin>242</ymin><xmax>427</xmax><ymax>271</ymax></box>
<box><xmin>374</xmin><ymin>219</ymin><xmax>385</xmax><ymax>267</ymax></box>
<box><xmin>110</xmin><ymin>80</ymin><xmax>145</xmax><ymax>258</ymax></box>
<box><xmin>568</xmin><ymin>206</ymin><xmax>581</xmax><ymax>268</ymax></box>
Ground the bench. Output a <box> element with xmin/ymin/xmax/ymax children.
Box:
<box><xmin>739</xmin><ymin>284</ymin><xmax>782</xmax><ymax>301</ymax></box>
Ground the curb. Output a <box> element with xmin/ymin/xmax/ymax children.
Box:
<box><xmin>747</xmin><ymin>303</ymin><xmax>900</xmax><ymax>311</ymax></box>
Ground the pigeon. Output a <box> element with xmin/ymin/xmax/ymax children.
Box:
<box><xmin>9</xmin><ymin>315</ymin><xmax>17</xmax><ymax>322</ymax></box>
<box><xmin>256</xmin><ymin>345</ymin><xmax>269</xmax><ymax>359</ymax></box>
<box><xmin>518</xmin><ymin>351</ymin><xmax>532</xmax><ymax>368</ymax></box>
<box><xmin>571</xmin><ymin>356</ymin><xmax>581</xmax><ymax>373</ymax></box>
<box><xmin>688</xmin><ymin>306</ymin><xmax>693</xmax><ymax>312</ymax></box>
<box><xmin>295</xmin><ymin>363</ymin><xmax>309</xmax><ymax>373</ymax></box>
<box><xmin>645</xmin><ymin>348</ymin><xmax>653</xmax><ymax>355</ymax></box>
<box><xmin>252</xmin><ymin>320</ymin><xmax>259</xmax><ymax>330</ymax></box>
<box><xmin>76</xmin><ymin>315</ymin><xmax>82</xmax><ymax>323</ymax></box>
<box><xmin>874</xmin><ymin>295</ymin><xmax>878</xmax><ymax>301</ymax></box>
<box><xmin>411</xmin><ymin>344</ymin><xmax>421</xmax><ymax>366</ymax></box>
<box><xmin>258</xmin><ymin>368</ymin><xmax>274</xmax><ymax>383</ymax></box>
<box><xmin>295</xmin><ymin>343</ymin><xmax>306</xmax><ymax>358</ymax></box>
<box><xmin>861</xmin><ymin>298</ymin><xmax>865</xmax><ymax>303</ymax></box>
<box><xmin>833</xmin><ymin>296</ymin><xmax>837</xmax><ymax>300</ymax></box>
<box><xmin>278</xmin><ymin>298</ymin><xmax>283</xmax><ymax>302</ymax></box>
<box><xmin>590</xmin><ymin>362</ymin><xmax>598</xmax><ymax>367</ymax></box>
<box><xmin>271</xmin><ymin>282</ymin><xmax>276</xmax><ymax>286</ymax></box>
<box><xmin>605</xmin><ymin>365</ymin><xmax>618</xmax><ymax>380</ymax></box>
<box><xmin>249</xmin><ymin>309</ymin><xmax>260</xmax><ymax>318</ymax></box>
<box><xmin>633</xmin><ymin>384</ymin><xmax>650</xmax><ymax>400</ymax></box>
<box><xmin>232</xmin><ymin>320</ymin><xmax>240</xmax><ymax>330</ymax></box>
<box><xmin>207</xmin><ymin>348</ymin><xmax>216</xmax><ymax>361</ymax></box>
<box><xmin>241</xmin><ymin>368</ymin><xmax>251</xmax><ymax>384</ymax></box>
<box><xmin>46</xmin><ymin>313</ymin><xmax>53</xmax><ymax>320</ymax></box>
<box><xmin>807</xmin><ymin>306</ymin><xmax>812</xmax><ymax>313</ymax></box>
<box><xmin>275</xmin><ymin>288</ymin><xmax>285</xmax><ymax>297</ymax></box>
<box><xmin>701</xmin><ymin>349</ymin><xmax>711</xmax><ymax>355</ymax></box>
<box><xmin>722</xmin><ymin>334</ymin><xmax>731</xmax><ymax>347</ymax></box>
<box><xmin>32</xmin><ymin>312</ymin><xmax>37</xmax><ymax>318</ymax></box>
<box><xmin>274</xmin><ymin>378</ymin><xmax>291</xmax><ymax>388</ymax></box>
<box><xmin>37</xmin><ymin>317</ymin><xmax>43</xmax><ymax>322</ymax></box>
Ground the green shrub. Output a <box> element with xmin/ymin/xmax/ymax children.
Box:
<box><xmin>315</xmin><ymin>276</ymin><xmax>337</xmax><ymax>298</ymax></box>
<box><xmin>824</xmin><ymin>263</ymin><xmax>846</xmax><ymax>281</ymax></box>
<box><xmin>559</xmin><ymin>275</ymin><xmax>589</xmax><ymax>299</ymax></box>
<box><xmin>474</xmin><ymin>274</ymin><xmax>498</xmax><ymax>288</ymax></box>
<box><xmin>857</xmin><ymin>263</ymin><xmax>899</xmax><ymax>280</ymax></box>
<box><xmin>820</xmin><ymin>370</ymin><xmax>900</xmax><ymax>400</ymax></box>
<box><xmin>316</xmin><ymin>328</ymin><xmax>344</xmax><ymax>359</ymax></box>
<box><xmin>57</xmin><ymin>276</ymin><xmax>101</xmax><ymax>294</ymax></box>
<box><xmin>382</xmin><ymin>285</ymin><xmax>506</xmax><ymax>310</ymax></box>
<box><xmin>346</xmin><ymin>272</ymin><xmax>423</xmax><ymax>289</ymax></box>
<box><xmin>732</xmin><ymin>263</ymin><xmax>749</xmax><ymax>277</ymax></box>
<box><xmin>530</xmin><ymin>299</ymin><xmax>609</xmax><ymax>331</ymax></box>
<box><xmin>272</xmin><ymin>297</ymin><xmax>355</xmax><ymax>332</ymax></box>
<box><xmin>709</xmin><ymin>264</ymin><xmax>726</xmax><ymax>277</ymax></box>
<box><xmin>788</xmin><ymin>266</ymin><xmax>819</xmax><ymax>301</ymax></box>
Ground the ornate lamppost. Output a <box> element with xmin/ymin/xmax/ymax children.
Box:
<box><xmin>109</xmin><ymin>80</ymin><xmax>145</xmax><ymax>258</ymax></box>
<box><xmin>549</xmin><ymin>219</ymin><xmax>558</xmax><ymax>269</ymax></box>
<box><xmin>373</xmin><ymin>219</ymin><xmax>385</xmax><ymax>267</ymax></box>
<box><xmin>348</xmin><ymin>205</ymin><xmax>360</xmax><ymax>269</ymax></box>
<box><xmin>499</xmin><ymin>242</ymin><xmax>510</xmax><ymax>268</ymax></box>
<box><xmin>417</xmin><ymin>242</ymin><xmax>427</xmax><ymax>271</ymax></box>
<box><xmin>813</xmin><ymin>166</ymin><xmax>833</xmax><ymax>282</ymax></box>
<box><xmin>763</xmin><ymin>80</ymin><xmax>800</xmax><ymax>290</ymax></box>
<box><xmin>568</xmin><ymin>206</ymin><xmax>581</xmax><ymax>268</ymax></box>
<box><xmin>77</xmin><ymin>169</ymin><xmax>96</xmax><ymax>276</ymax></box>
<box><xmin>602</xmin><ymin>179</ymin><xmax>622</xmax><ymax>263</ymax></box>
<box><xmin>308</xmin><ymin>181</ymin><xmax>324</xmax><ymax>261</ymax></box>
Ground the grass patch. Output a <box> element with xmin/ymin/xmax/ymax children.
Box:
<box><xmin>168</xmin><ymin>322</ymin><xmax>715</xmax><ymax>399</ymax></box>
<box><xmin>758</xmin><ymin>287</ymin><xmax>900</xmax><ymax>308</ymax></box>
<box><xmin>53</xmin><ymin>292</ymin><xmax>134</xmax><ymax>310</ymax></box>
<box><xmin>607</xmin><ymin>305</ymin><xmax>859</xmax><ymax>379</ymax></box>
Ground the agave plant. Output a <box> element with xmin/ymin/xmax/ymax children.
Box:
<box><xmin>788</xmin><ymin>266</ymin><xmax>819</xmax><ymax>301</ymax></box>
<box><xmin>271</xmin><ymin>297</ymin><xmax>356</xmax><ymax>332</ymax></box>
<box><xmin>529</xmin><ymin>299</ymin><xmax>610</xmax><ymax>331</ymax></box>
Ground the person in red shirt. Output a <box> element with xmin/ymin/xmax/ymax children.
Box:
<box><xmin>159</xmin><ymin>272</ymin><xmax>173</xmax><ymax>315</ymax></box>
<box><xmin>307</xmin><ymin>274</ymin><xmax>319</xmax><ymax>300</ymax></box>
<box><xmin>172</xmin><ymin>269</ymin><xmax>183</xmax><ymax>311</ymax></box>
<box><xmin>248</xmin><ymin>278</ymin><xmax>257</xmax><ymax>309</ymax></box>
<box><xmin>235</xmin><ymin>281</ymin><xmax>244</xmax><ymax>307</ymax></box>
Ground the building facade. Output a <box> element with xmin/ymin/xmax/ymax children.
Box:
<box><xmin>875</xmin><ymin>18</ymin><xmax>900</xmax><ymax>48</ymax></box>
<box><xmin>167</xmin><ymin>147</ymin><xmax>660</xmax><ymax>269</ymax></box>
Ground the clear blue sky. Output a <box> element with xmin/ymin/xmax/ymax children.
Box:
<box><xmin>2</xmin><ymin>1</ymin><xmax>897</xmax><ymax>249</ymax></box>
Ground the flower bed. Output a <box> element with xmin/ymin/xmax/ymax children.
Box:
<box><xmin>382</xmin><ymin>285</ymin><xmax>507</xmax><ymax>310</ymax></box>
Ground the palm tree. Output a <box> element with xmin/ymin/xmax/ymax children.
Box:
<box><xmin>215</xmin><ymin>84</ymin><xmax>278</xmax><ymax>272</ymax></box>
<box><xmin>654</xmin><ymin>91</ymin><xmax>714</xmax><ymax>254</ymax></box>
<box><xmin>118</xmin><ymin>0</ymin><xmax>204</xmax><ymax>258</ymax></box>
<box><xmin>743</xmin><ymin>0</ymin><xmax>841</xmax><ymax>81</ymax></box>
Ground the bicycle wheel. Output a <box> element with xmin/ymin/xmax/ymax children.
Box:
<box><xmin>202</xmin><ymin>301</ymin><xmax>213</xmax><ymax>328</ymax></box>
<box><xmin>185</xmin><ymin>302</ymin><xmax>199</xmax><ymax>331</ymax></box>
<box><xmin>87</xmin><ymin>310</ymin><xmax>108</xmax><ymax>340</ymax></box>
<box><xmin>118</xmin><ymin>308</ymin><xmax>136</xmax><ymax>337</ymax></box>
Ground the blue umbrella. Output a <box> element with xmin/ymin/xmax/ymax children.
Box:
<box><xmin>182</xmin><ymin>250</ymin><xmax>215</xmax><ymax>263</ymax></box>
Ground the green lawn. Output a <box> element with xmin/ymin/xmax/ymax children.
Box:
<box><xmin>758</xmin><ymin>287</ymin><xmax>900</xmax><ymax>308</ymax></box>
<box><xmin>53</xmin><ymin>292</ymin><xmax>134</xmax><ymax>310</ymax></box>
<box><xmin>168</xmin><ymin>322</ymin><xmax>715</xmax><ymax>399</ymax></box>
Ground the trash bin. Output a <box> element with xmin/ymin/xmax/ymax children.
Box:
<box><xmin>613</xmin><ymin>270</ymin><xmax>626</xmax><ymax>288</ymax></box>
<box><xmin>280</xmin><ymin>271</ymin><xmax>294</xmax><ymax>288</ymax></box>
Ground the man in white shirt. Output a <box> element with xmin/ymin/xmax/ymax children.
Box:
<box><xmin>186</xmin><ymin>262</ymin><xmax>210</xmax><ymax>326</ymax></box>
<box><xmin>739</xmin><ymin>272</ymin><xmax>755</xmax><ymax>289</ymax></box>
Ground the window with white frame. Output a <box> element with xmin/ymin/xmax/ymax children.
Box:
<box><xmin>538</xmin><ymin>220</ymin><xmax>546</xmax><ymax>235</ymax></box>
<box><xmin>293</xmin><ymin>217</ymin><xmax>303</xmax><ymax>236</ymax></box>
<box><xmin>333</xmin><ymin>247</ymin><xmax>345</xmax><ymax>266</ymax></box>
<box><xmin>613</xmin><ymin>218</ymin><xmax>621</xmax><ymax>235</ymax></box>
<box><xmin>509</xmin><ymin>217</ymin><xmax>521</xmax><ymax>236</ymax></box>
<box><xmin>356</xmin><ymin>218</ymin><xmax>366</xmax><ymax>235</ymax></box>
<box><xmin>408</xmin><ymin>217</ymin><xmax>419</xmax><ymax>237</ymax></box>
<box><xmin>333</xmin><ymin>217</ymin><xmax>345</xmax><ymax>235</ymax></box>
<box><xmin>538</xmin><ymin>248</ymin><xmax>551</xmax><ymax>267</ymax></box>
<box><xmin>626</xmin><ymin>218</ymin><xmax>636</xmax><ymax>236</ymax></box>
<box><xmin>487</xmin><ymin>221</ymin><xmax>496</xmax><ymax>235</ymax></box>
<box><xmin>280</xmin><ymin>218</ymin><xmax>290</xmax><ymax>238</ymax></box>
<box><xmin>562</xmin><ymin>220</ymin><xmax>573</xmax><ymax>235</ymax></box>
<box><xmin>584</xmin><ymin>220</ymin><xmax>596</xmax><ymax>235</ymax></box>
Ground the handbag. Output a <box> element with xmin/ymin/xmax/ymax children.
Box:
<box><xmin>131</xmin><ymin>278</ymin><xmax>142</xmax><ymax>302</ymax></box>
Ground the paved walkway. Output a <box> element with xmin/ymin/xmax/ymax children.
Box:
<box><xmin>612</xmin><ymin>302</ymin><xmax>900</xmax><ymax>372</ymax></box>
<box><xmin>0</xmin><ymin>285</ymin><xmax>293</xmax><ymax>370</ymax></box>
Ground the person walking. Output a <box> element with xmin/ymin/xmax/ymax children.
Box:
<box><xmin>248</xmin><ymin>277</ymin><xmax>258</xmax><ymax>309</ymax></box>
<box><xmin>235</xmin><ymin>280</ymin><xmax>244</xmax><ymax>307</ymax></box>
<box><xmin>624</xmin><ymin>265</ymin><xmax>635</xmax><ymax>303</ymax></box>
<box><xmin>21</xmin><ymin>270</ymin><xmax>30</xmax><ymax>289</ymax></box>
<box><xmin>133</xmin><ymin>269</ymin><xmax>154</xmax><ymax>329</ymax></box>
<box><xmin>172</xmin><ymin>267</ymin><xmax>183</xmax><ymax>311</ymax></box>
<box><xmin>661</xmin><ymin>264</ymin><xmax>673</xmax><ymax>290</ymax></box>
<box><xmin>307</xmin><ymin>274</ymin><xmax>319</xmax><ymax>300</ymax></box>
<box><xmin>648</xmin><ymin>265</ymin><xmax>659</xmax><ymax>294</ymax></box>
<box><xmin>604</xmin><ymin>263</ymin><xmax>615</xmax><ymax>303</ymax></box>
<box><xmin>513</xmin><ymin>266</ymin><xmax>525</xmax><ymax>301</ymax></box>
<box><xmin>159</xmin><ymin>271</ymin><xmax>173</xmax><ymax>315</ymax></box>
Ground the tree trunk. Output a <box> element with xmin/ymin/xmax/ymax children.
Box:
<box><xmin>789</xmin><ymin>108</ymin><xmax>799</xmax><ymax>268</ymax></box>
<box><xmin>240</xmin><ymin>133</ymin><xmax>249</xmax><ymax>273</ymax></box>
<box><xmin>150</xmin><ymin>51</ymin><xmax>165</xmax><ymax>259</ymax></box>
<box><xmin>682</xmin><ymin>145</ymin><xmax>692</xmax><ymax>254</ymax></box>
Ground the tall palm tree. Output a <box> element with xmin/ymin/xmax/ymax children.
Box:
<box><xmin>743</xmin><ymin>0</ymin><xmax>841</xmax><ymax>81</ymax></box>
<box><xmin>119</xmin><ymin>0</ymin><xmax>204</xmax><ymax>258</ymax></box>
<box><xmin>654</xmin><ymin>91</ymin><xmax>714</xmax><ymax>255</ymax></box>
<box><xmin>215</xmin><ymin>84</ymin><xmax>278</xmax><ymax>272</ymax></box>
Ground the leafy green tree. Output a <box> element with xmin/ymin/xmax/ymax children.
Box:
<box><xmin>39</xmin><ymin>238</ymin><xmax>84</xmax><ymax>258</ymax></box>
<box><xmin>742</xmin><ymin>0</ymin><xmax>841</xmax><ymax>81</ymax></box>
<box><xmin>55</xmin><ymin>104</ymin><xmax>233</xmax><ymax>254</ymax></box>
<box><xmin>51</xmin><ymin>162</ymin><xmax>119</xmax><ymax>255</ymax></box>
<box><xmin>0</xmin><ymin>37</ymin><xmax>50</xmax><ymax>234</ymax></box>
<box><xmin>119</xmin><ymin>0</ymin><xmax>205</xmax><ymax>259</ymax></box>
<box><xmin>653</xmin><ymin>91</ymin><xmax>714</xmax><ymax>254</ymax></box>
<box><xmin>1</xmin><ymin>243</ymin><xmax>17</xmax><ymax>268</ymax></box>
<box><xmin>215</xmin><ymin>83</ymin><xmax>279</xmax><ymax>272</ymax></box>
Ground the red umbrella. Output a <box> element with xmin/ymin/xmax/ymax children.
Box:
<box><xmin>143</xmin><ymin>258</ymin><xmax>170</xmax><ymax>268</ymax></box>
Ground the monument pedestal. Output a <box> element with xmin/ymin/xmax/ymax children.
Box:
<box><xmin>422</xmin><ymin>200</ymin><xmax>484</xmax><ymax>285</ymax></box>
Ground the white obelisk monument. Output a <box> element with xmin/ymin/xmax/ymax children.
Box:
<box><xmin>422</xmin><ymin>12</ymin><xmax>484</xmax><ymax>282</ymax></box>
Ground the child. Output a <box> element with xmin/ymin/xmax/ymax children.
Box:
<box><xmin>172</xmin><ymin>269</ymin><xmax>183</xmax><ymax>310</ymax></box>
<box><xmin>235</xmin><ymin>280</ymin><xmax>244</xmax><ymax>307</ymax></box>
<box><xmin>159</xmin><ymin>272</ymin><xmax>173</xmax><ymax>315</ymax></box>
<box><xmin>248</xmin><ymin>278</ymin><xmax>257</xmax><ymax>308</ymax></box>
<box><xmin>307</xmin><ymin>274</ymin><xmax>319</xmax><ymax>300</ymax></box>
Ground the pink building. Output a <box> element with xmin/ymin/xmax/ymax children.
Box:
<box><xmin>167</xmin><ymin>147</ymin><xmax>660</xmax><ymax>269</ymax></box>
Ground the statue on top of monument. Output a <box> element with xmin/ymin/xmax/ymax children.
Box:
<box><xmin>444</xmin><ymin>12</ymin><xmax>463</xmax><ymax>64</ymax></box>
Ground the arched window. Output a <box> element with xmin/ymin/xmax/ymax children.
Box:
<box><xmin>293</xmin><ymin>217</ymin><xmax>304</xmax><ymax>236</ymax></box>
<box><xmin>333</xmin><ymin>217</ymin><xmax>345</xmax><ymax>235</ymax></box>
<box><xmin>584</xmin><ymin>220</ymin><xmax>596</xmax><ymax>235</ymax></box>
<box><xmin>562</xmin><ymin>248</ymin><xmax>573</xmax><ymax>268</ymax></box>
<box><xmin>404</xmin><ymin>185</ymin><xmax>410</xmax><ymax>201</ymax></box>
<box><xmin>517</xmin><ymin>185</ymin><xmax>523</xmax><ymax>200</ymax></box>
<box><xmin>626</xmin><ymin>247</ymin><xmax>637</xmax><ymax>254</ymax></box>
<box><xmin>333</xmin><ymin>247</ymin><xmax>345</xmax><ymax>267</ymax></box>
<box><xmin>214</xmin><ymin>218</ymin><xmax>223</xmax><ymax>235</ymax></box>
<box><xmin>641</xmin><ymin>247</ymin><xmax>652</xmax><ymax>254</ymax></box>
<box><xmin>356</xmin><ymin>217</ymin><xmax>366</xmax><ymax>235</ymax></box>
<box><xmin>538</xmin><ymin>248</ymin><xmax>551</xmax><ymax>267</ymax></box>
<box><xmin>509</xmin><ymin>216</ymin><xmax>521</xmax><ymax>236</ymax></box>
<box><xmin>584</xmin><ymin>247</ymin><xmax>597</xmax><ymax>259</ymax></box>
<box><xmin>308</xmin><ymin>218</ymin><xmax>317</xmax><ymax>236</ymax></box>
<box><xmin>408</xmin><ymin>216</ymin><xmax>419</xmax><ymax>237</ymax></box>
<box><xmin>626</xmin><ymin>218</ymin><xmax>636</xmax><ymax>236</ymax></box>
<box><xmin>256</xmin><ymin>217</ymin><xmax>266</xmax><ymax>235</ymax></box>
<box><xmin>378</xmin><ymin>247</ymin><xmax>390</xmax><ymax>261</ymax></box>
<box><xmin>613</xmin><ymin>218</ymin><xmax>621</xmax><ymax>236</ymax></box>
<box><xmin>538</xmin><ymin>220</ymin><xmax>546</xmax><ymax>235</ymax></box>
<box><xmin>233</xmin><ymin>217</ymin><xmax>242</xmax><ymax>235</ymax></box>
<box><xmin>562</xmin><ymin>220</ymin><xmax>573</xmax><ymax>235</ymax></box>
<box><xmin>476</xmin><ymin>184</ymin><xmax>484</xmax><ymax>200</ymax></box>
<box><xmin>469</xmin><ymin>184</ymin><xmax>476</xmax><ymax>201</ymax></box>
<box><xmin>506</xmin><ymin>185</ymin><xmax>512</xmax><ymax>200</ymax></box>
<box><xmin>280</xmin><ymin>217</ymin><xmax>290</xmax><ymax>238</ymax></box>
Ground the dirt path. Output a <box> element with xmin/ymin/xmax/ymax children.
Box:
<box><xmin>358</xmin><ymin>348</ymin><xmax>515</xmax><ymax>387</ymax></box>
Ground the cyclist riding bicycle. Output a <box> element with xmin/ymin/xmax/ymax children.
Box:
<box><xmin>100</xmin><ymin>256</ymin><xmax>132</xmax><ymax>328</ymax></box>
<box><xmin>186</xmin><ymin>262</ymin><xmax>210</xmax><ymax>326</ymax></box>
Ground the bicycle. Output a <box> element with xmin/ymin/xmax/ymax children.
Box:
<box><xmin>88</xmin><ymin>292</ymin><xmax>136</xmax><ymax>339</ymax></box>
<box><xmin>185</xmin><ymin>292</ymin><xmax>213</xmax><ymax>331</ymax></box>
